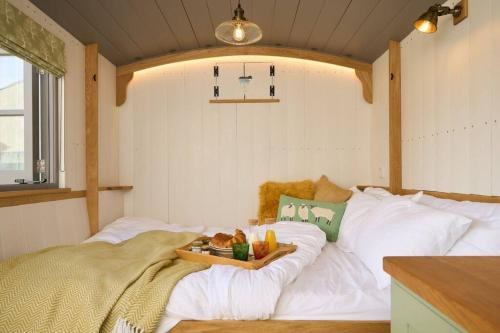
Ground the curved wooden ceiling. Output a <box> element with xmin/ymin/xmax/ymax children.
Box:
<box><xmin>30</xmin><ymin>0</ymin><xmax>444</xmax><ymax>66</ymax></box>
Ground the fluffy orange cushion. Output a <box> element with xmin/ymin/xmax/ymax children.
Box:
<box><xmin>314</xmin><ymin>175</ymin><xmax>352</xmax><ymax>203</ymax></box>
<box><xmin>258</xmin><ymin>180</ymin><xmax>314</xmax><ymax>225</ymax></box>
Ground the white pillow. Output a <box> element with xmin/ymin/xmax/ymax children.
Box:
<box><xmin>416</xmin><ymin>193</ymin><xmax>500</xmax><ymax>224</ymax></box>
<box><xmin>352</xmin><ymin>196</ymin><xmax>471</xmax><ymax>289</ymax></box>
<box><xmin>337</xmin><ymin>192</ymin><xmax>380</xmax><ymax>252</ymax></box>
<box><xmin>447</xmin><ymin>221</ymin><xmax>500</xmax><ymax>255</ymax></box>
<box><xmin>414</xmin><ymin>194</ymin><xmax>500</xmax><ymax>255</ymax></box>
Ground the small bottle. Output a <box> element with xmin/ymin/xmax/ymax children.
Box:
<box><xmin>247</xmin><ymin>219</ymin><xmax>259</xmax><ymax>256</ymax></box>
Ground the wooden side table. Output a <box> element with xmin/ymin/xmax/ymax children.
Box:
<box><xmin>384</xmin><ymin>256</ymin><xmax>500</xmax><ymax>333</ymax></box>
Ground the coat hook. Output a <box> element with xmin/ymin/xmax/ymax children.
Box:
<box><xmin>390</xmin><ymin>73</ymin><xmax>394</xmax><ymax>80</ymax></box>
<box><xmin>93</xmin><ymin>74</ymin><xmax>97</xmax><ymax>81</ymax></box>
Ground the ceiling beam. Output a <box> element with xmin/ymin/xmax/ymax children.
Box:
<box><xmin>115</xmin><ymin>46</ymin><xmax>373</xmax><ymax>106</ymax></box>
<box><xmin>117</xmin><ymin>46</ymin><xmax>371</xmax><ymax>75</ymax></box>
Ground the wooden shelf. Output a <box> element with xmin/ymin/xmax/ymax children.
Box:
<box><xmin>98</xmin><ymin>185</ymin><xmax>133</xmax><ymax>191</ymax></box>
<box><xmin>209</xmin><ymin>98</ymin><xmax>280</xmax><ymax>104</ymax></box>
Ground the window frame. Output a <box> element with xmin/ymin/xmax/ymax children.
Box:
<box><xmin>0</xmin><ymin>60</ymin><xmax>33</xmax><ymax>185</ymax></box>
<box><xmin>0</xmin><ymin>54</ymin><xmax>61</xmax><ymax>191</ymax></box>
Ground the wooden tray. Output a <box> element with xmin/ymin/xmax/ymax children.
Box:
<box><xmin>176</xmin><ymin>236</ymin><xmax>297</xmax><ymax>270</ymax></box>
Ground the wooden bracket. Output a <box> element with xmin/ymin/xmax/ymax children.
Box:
<box><xmin>355</xmin><ymin>69</ymin><xmax>373</xmax><ymax>104</ymax></box>
<box><xmin>85</xmin><ymin>43</ymin><xmax>99</xmax><ymax>235</ymax></box>
<box><xmin>116</xmin><ymin>72</ymin><xmax>133</xmax><ymax>107</ymax></box>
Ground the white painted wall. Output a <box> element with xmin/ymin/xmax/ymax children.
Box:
<box><xmin>371</xmin><ymin>51</ymin><xmax>389</xmax><ymax>186</ymax></box>
<box><xmin>98</xmin><ymin>55</ymin><xmax>123</xmax><ymax>229</ymax></box>
<box><xmin>0</xmin><ymin>0</ymin><xmax>123</xmax><ymax>260</ymax></box>
<box><xmin>119</xmin><ymin>56</ymin><xmax>373</xmax><ymax>227</ymax></box>
<box><xmin>397</xmin><ymin>0</ymin><xmax>500</xmax><ymax>195</ymax></box>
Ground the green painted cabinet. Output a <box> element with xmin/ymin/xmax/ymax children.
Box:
<box><xmin>391</xmin><ymin>279</ymin><xmax>467</xmax><ymax>333</ymax></box>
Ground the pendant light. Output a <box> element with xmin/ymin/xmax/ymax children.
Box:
<box><xmin>215</xmin><ymin>1</ymin><xmax>262</xmax><ymax>46</ymax></box>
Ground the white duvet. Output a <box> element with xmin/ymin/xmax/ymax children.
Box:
<box><xmin>86</xmin><ymin>217</ymin><xmax>327</xmax><ymax>331</ymax></box>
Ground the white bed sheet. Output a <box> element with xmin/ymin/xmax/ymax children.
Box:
<box><xmin>273</xmin><ymin>243</ymin><xmax>390</xmax><ymax>320</ymax></box>
<box><xmin>86</xmin><ymin>217</ymin><xmax>389</xmax><ymax>332</ymax></box>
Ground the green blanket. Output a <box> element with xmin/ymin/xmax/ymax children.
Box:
<box><xmin>0</xmin><ymin>230</ymin><xmax>208</xmax><ymax>333</ymax></box>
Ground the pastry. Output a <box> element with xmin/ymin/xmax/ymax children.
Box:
<box><xmin>211</xmin><ymin>229</ymin><xmax>247</xmax><ymax>248</ymax></box>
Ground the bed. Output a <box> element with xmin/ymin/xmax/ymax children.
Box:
<box><xmin>3</xmin><ymin>186</ymin><xmax>498</xmax><ymax>333</ymax></box>
<box><xmin>85</xmin><ymin>216</ymin><xmax>391</xmax><ymax>333</ymax></box>
<box><xmin>86</xmin><ymin>185</ymin><xmax>500</xmax><ymax>333</ymax></box>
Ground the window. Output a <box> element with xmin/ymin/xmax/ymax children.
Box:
<box><xmin>0</xmin><ymin>48</ymin><xmax>61</xmax><ymax>189</ymax></box>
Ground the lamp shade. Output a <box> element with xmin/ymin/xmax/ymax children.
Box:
<box><xmin>215</xmin><ymin>20</ymin><xmax>262</xmax><ymax>45</ymax></box>
<box><xmin>414</xmin><ymin>8</ymin><xmax>438</xmax><ymax>33</ymax></box>
<box><xmin>215</xmin><ymin>2</ymin><xmax>262</xmax><ymax>45</ymax></box>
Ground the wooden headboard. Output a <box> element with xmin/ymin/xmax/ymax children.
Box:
<box><xmin>357</xmin><ymin>185</ymin><xmax>500</xmax><ymax>204</ymax></box>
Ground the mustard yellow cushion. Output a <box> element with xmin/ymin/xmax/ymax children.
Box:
<box><xmin>258</xmin><ymin>180</ymin><xmax>314</xmax><ymax>225</ymax></box>
<box><xmin>314</xmin><ymin>175</ymin><xmax>352</xmax><ymax>203</ymax></box>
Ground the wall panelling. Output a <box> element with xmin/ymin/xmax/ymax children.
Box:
<box><xmin>119</xmin><ymin>56</ymin><xmax>373</xmax><ymax>227</ymax></box>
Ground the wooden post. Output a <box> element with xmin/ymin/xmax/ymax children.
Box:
<box><xmin>85</xmin><ymin>43</ymin><xmax>99</xmax><ymax>235</ymax></box>
<box><xmin>389</xmin><ymin>40</ymin><xmax>402</xmax><ymax>194</ymax></box>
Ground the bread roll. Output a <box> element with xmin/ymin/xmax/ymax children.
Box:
<box><xmin>211</xmin><ymin>229</ymin><xmax>247</xmax><ymax>248</ymax></box>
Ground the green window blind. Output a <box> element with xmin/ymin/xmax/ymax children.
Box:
<box><xmin>0</xmin><ymin>0</ymin><xmax>65</xmax><ymax>77</ymax></box>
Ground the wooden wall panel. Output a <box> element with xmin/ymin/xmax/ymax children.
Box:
<box><xmin>98</xmin><ymin>55</ymin><xmax>120</xmax><ymax>185</ymax></box>
<box><xmin>0</xmin><ymin>198</ymin><xmax>89</xmax><ymax>261</ymax></box>
<box><xmin>371</xmin><ymin>51</ymin><xmax>389</xmax><ymax>186</ymax></box>
<box><xmin>397</xmin><ymin>0</ymin><xmax>500</xmax><ymax>196</ymax></box>
<box><xmin>119</xmin><ymin>56</ymin><xmax>373</xmax><ymax>227</ymax></box>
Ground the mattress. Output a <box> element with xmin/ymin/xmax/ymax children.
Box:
<box><xmin>87</xmin><ymin>217</ymin><xmax>390</xmax><ymax>332</ymax></box>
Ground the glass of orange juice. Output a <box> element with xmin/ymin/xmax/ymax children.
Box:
<box><xmin>265</xmin><ymin>229</ymin><xmax>278</xmax><ymax>253</ymax></box>
<box><xmin>252</xmin><ymin>241</ymin><xmax>269</xmax><ymax>260</ymax></box>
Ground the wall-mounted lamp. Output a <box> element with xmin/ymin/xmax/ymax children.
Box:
<box><xmin>414</xmin><ymin>0</ymin><xmax>468</xmax><ymax>33</ymax></box>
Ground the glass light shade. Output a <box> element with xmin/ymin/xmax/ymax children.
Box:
<box><xmin>414</xmin><ymin>10</ymin><xmax>438</xmax><ymax>33</ymax></box>
<box><xmin>215</xmin><ymin>19</ymin><xmax>262</xmax><ymax>46</ymax></box>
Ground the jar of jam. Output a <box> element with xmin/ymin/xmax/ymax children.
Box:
<box><xmin>191</xmin><ymin>240</ymin><xmax>203</xmax><ymax>253</ymax></box>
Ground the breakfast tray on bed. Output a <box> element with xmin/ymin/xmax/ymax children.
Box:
<box><xmin>176</xmin><ymin>236</ymin><xmax>297</xmax><ymax>270</ymax></box>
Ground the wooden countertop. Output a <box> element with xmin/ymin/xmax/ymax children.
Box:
<box><xmin>384</xmin><ymin>256</ymin><xmax>500</xmax><ymax>333</ymax></box>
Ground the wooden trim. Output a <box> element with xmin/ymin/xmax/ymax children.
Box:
<box><xmin>384</xmin><ymin>257</ymin><xmax>500</xmax><ymax>333</ymax></box>
<box><xmin>209</xmin><ymin>98</ymin><xmax>280</xmax><ymax>104</ymax></box>
<box><xmin>355</xmin><ymin>69</ymin><xmax>373</xmax><ymax>104</ymax></box>
<box><xmin>117</xmin><ymin>46</ymin><xmax>371</xmax><ymax>76</ymax></box>
<box><xmin>0</xmin><ymin>188</ymin><xmax>71</xmax><ymax>199</ymax></box>
<box><xmin>116</xmin><ymin>72</ymin><xmax>133</xmax><ymax>107</ymax></box>
<box><xmin>0</xmin><ymin>190</ymin><xmax>85</xmax><ymax>208</ymax></box>
<box><xmin>356</xmin><ymin>185</ymin><xmax>500</xmax><ymax>203</ymax></box>
<box><xmin>0</xmin><ymin>186</ymin><xmax>133</xmax><ymax>208</ymax></box>
<box><xmin>400</xmin><ymin>188</ymin><xmax>500</xmax><ymax>203</ymax></box>
<box><xmin>170</xmin><ymin>320</ymin><xmax>390</xmax><ymax>333</ymax></box>
<box><xmin>389</xmin><ymin>40</ymin><xmax>402</xmax><ymax>194</ymax></box>
<box><xmin>356</xmin><ymin>185</ymin><xmax>390</xmax><ymax>192</ymax></box>
<box><xmin>98</xmin><ymin>185</ymin><xmax>133</xmax><ymax>191</ymax></box>
<box><xmin>115</xmin><ymin>46</ymin><xmax>373</xmax><ymax>106</ymax></box>
<box><xmin>85</xmin><ymin>43</ymin><xmax>99</xmax><ymax>236</ymax></box>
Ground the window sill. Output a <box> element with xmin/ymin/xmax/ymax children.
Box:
<box><xmin>0</xmin><ymin>187</ymin><xmax>72</xmax><ymax>199</ymax></box>
<box><xmin>0</xmin><ymin>185</ymin><xmax>133</xmax><ymax>208</ymax></box>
